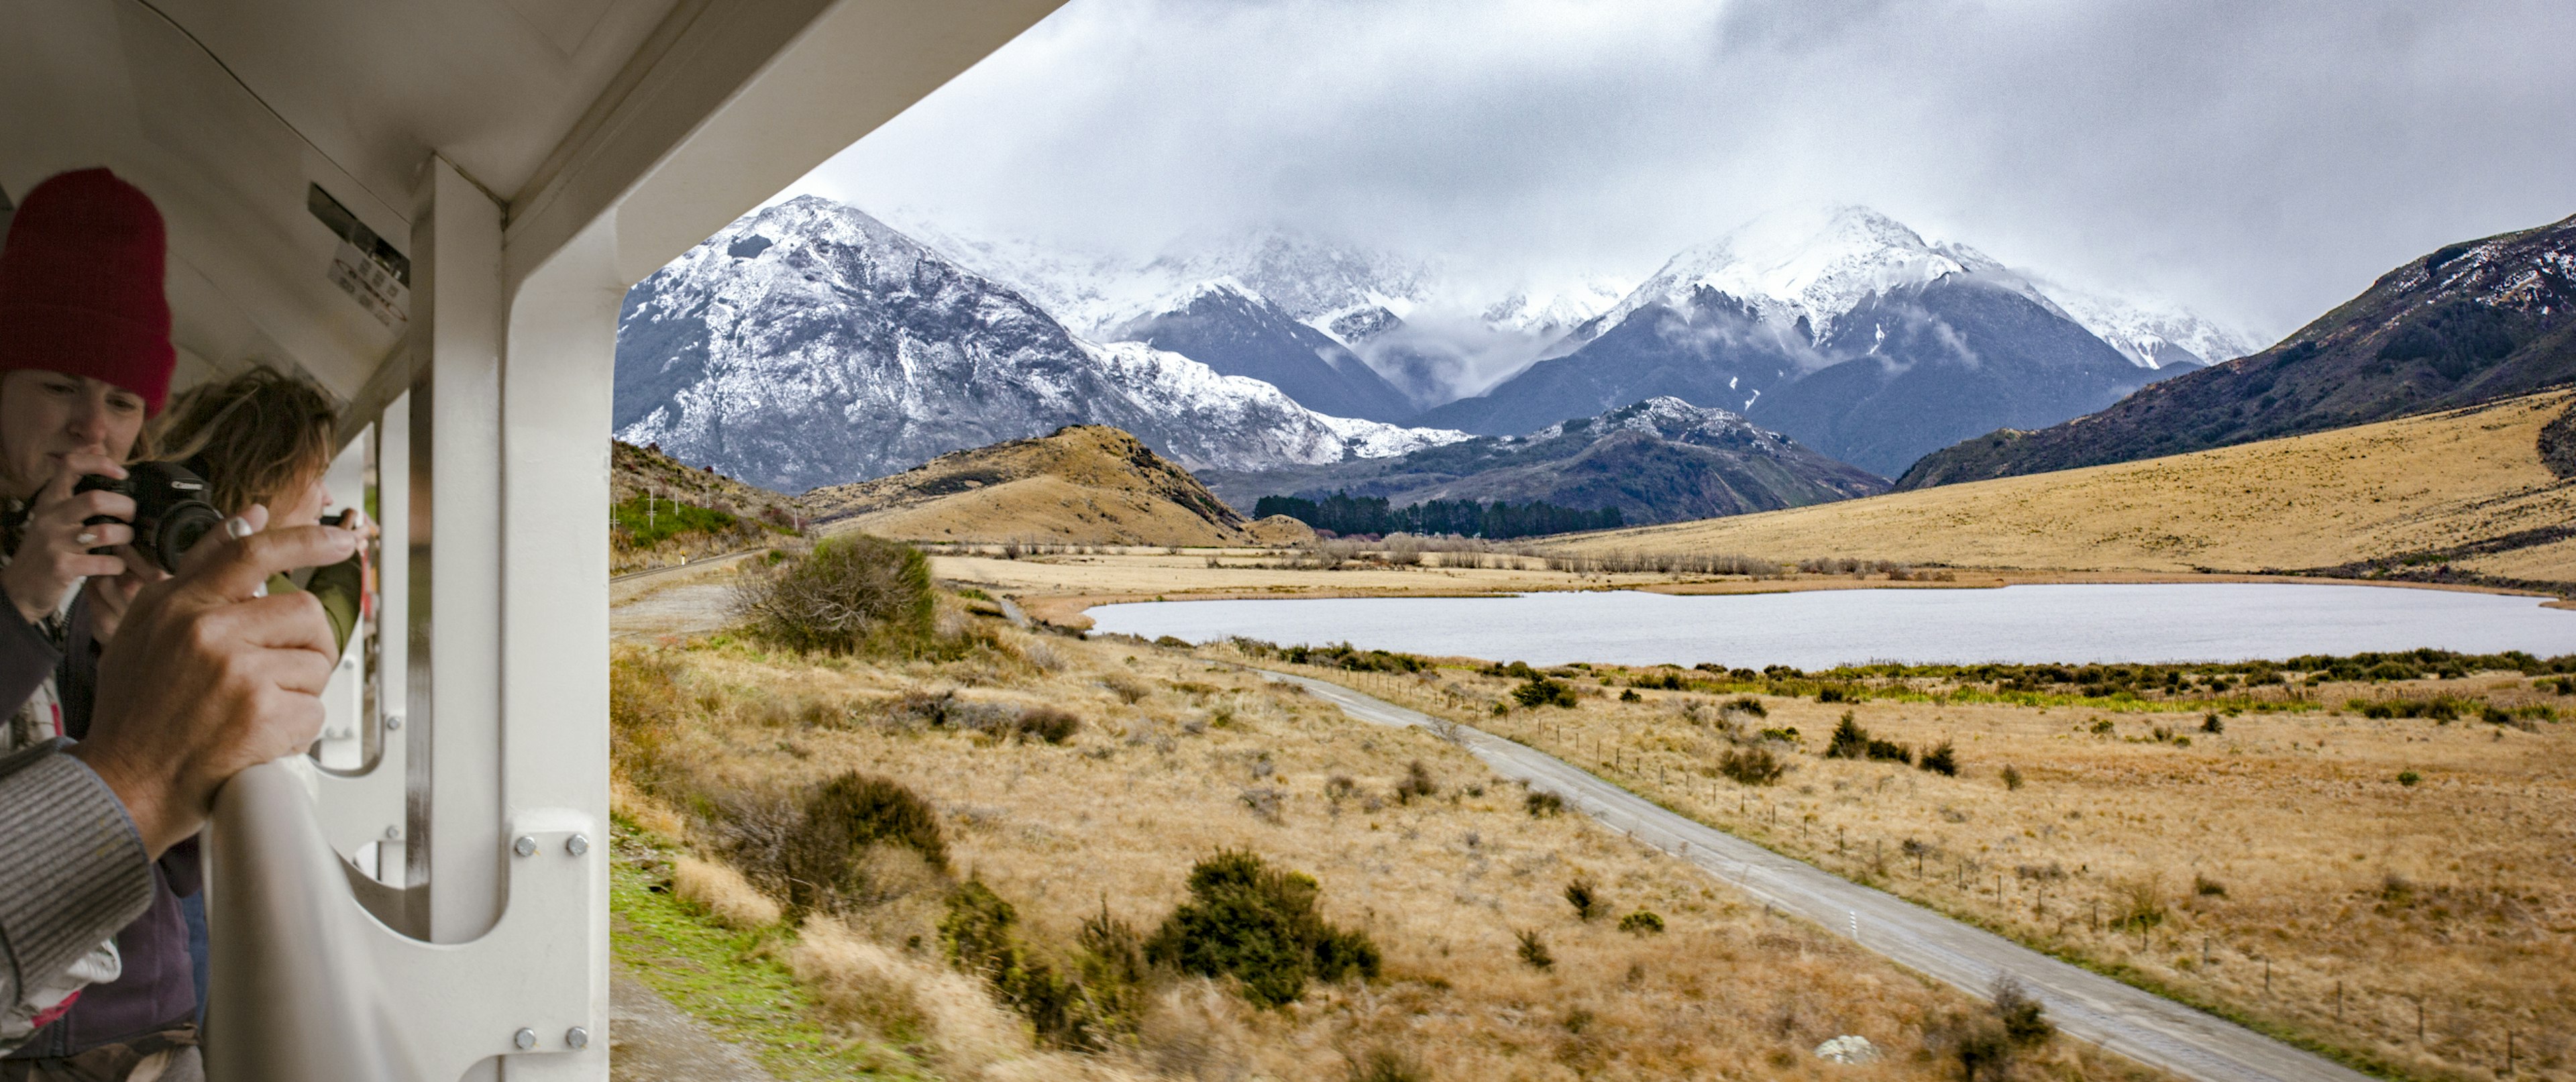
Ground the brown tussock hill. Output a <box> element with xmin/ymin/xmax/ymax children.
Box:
<box><xmin>1550</xmin><ymin>388</ymin><xmax>2576</xmax><ymax>586</ymax></box>
<box><xmin>804</xmin><ymin>425</ymin><xmax>1307</xmax><ymax>547</ymax></box>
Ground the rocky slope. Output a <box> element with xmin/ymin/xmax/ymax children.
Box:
<box><xmin>1897</xmin><ymin>212</ymin><xmax>2576</xmax><ymax>490</ymax></box>
<box><xmin>1201</xmin><ymin>397</ymin><xmax>1888</xmax><ymax>527</ymax></box>
<box><xmin>612</xmin><ymin>197</ymin><xmax>1466</xmax><ymax>491</ymax></box>
<box><xmin>1414</xmin><ymin>207</ymin><xmax>2221</xmax><ymax>476</ymax></box>
<box><xmin>802</xmin><ymin>425</ymin><xmax>1308</xmax><ymax>547</ymax></box>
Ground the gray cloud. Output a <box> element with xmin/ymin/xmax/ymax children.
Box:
<box><xmin>787</xmin><ymin>0</ymin><xmax>2576</xmax><ymax>340</ymax></box>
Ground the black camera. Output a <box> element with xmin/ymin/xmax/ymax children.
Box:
<box><xmin>74</xmin><ymin>462</ymin><xmax>226</xmax><ymax>572</ymax></box>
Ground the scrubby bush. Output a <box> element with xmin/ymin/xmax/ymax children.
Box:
<box><xmin>938</xmin><ymin>882</ymin><xmax>1138</xmax><ymax>1049</ymax></box>
<box><xmin>1723</xmin><ymin>696</ymin><xmax>1768</xmax><ymax>718</ymax></box>
<box><xmin>2194</xmin><ymin>873</ymin><xmax>2227</xmax><ymax>898</ymax></box>
<box><xmin>1393</xmin><ymin>760</ymin><xmax>1439</xmax><ymax>804</ymax></box>
<box><xmin>2108</xmin><ymin>876</ymin><xmax>2165</xmax><ymax>932</ymax></box>
<box><xmin>1992</xmin><ymin>975</ymin><xmax>2055</xmax><ymax>1047</ymax></box>
<box><xmin>1617</xmin><ymin>909</ymin><xmax>1665</xmax><ymax>936</ymax></box>
<box><xmin>1013</xmin><ymin>706</ymin><xmax>1081</xmax><ymax>744</ymax></box>
<box><xmin>2397</xmin><ymin>770</ymin><xmax>2422</xmax><ymax>787</ymax></box>
<box><xmin>1718</xmin><ymin>746</ymin><xmax>1786</xmax><ymax>786</ymax></box>
<box><xmin>1145</xmin><ymin>850</ymin><xmax>1380</xmax><ymax>1008</ymax></box>
<box><xmin>1349</xmin><ymin>1046</ymin><xmax>1427</xmax><ymax>1082</ymax></box>
<box><xmin>2201</xmin><ymin>713</ymin><xmax>2224</xmax><ymax>735</ymax></box>
<box><xmin>1524</xmin><ymin>790</ymin><xmax>1566</xmax><ymax>818</ymax></box>
<box><xmin>1515</xmin><ymin>928</ymin><xmax>1554</xmax><ymax>970</ymax></box>
<box><xmin>1825</xmin><ymin>713</ymin><xmax>1870</xmax><ymax>759</ymax></box>
<box><xmin>1564</xmin><ymin>877</ymin><xmax>1601</xmax><ymax>921</ymax></box>
<box><xmin>1919</xmin><ymin>740</ymin><xmax>1958</xmax><ymax>776</ymax></box>
<box><xmin>1513</xmin><ymin>676</ymin><xmax>1580</xmax><ymax>708</ymax></box>
<box><xmin>2000</xmin><ymin>765</ymin><xmax>2025</xmax><ymax>791</ymax></box>
<box><xmin>733</xmin><ymin>534</ymin><xmax>934</xmax><ymax>653</ymax></box>
<box><xmin>777</xmin><ymin>771</ymin><xmax>949</xmax><ymax>914</ymax></box>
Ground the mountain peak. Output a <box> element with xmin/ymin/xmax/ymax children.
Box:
<box><xmin>1591</xmin><ymin>204</ymin><xmax>1976</xmax><ymax>345</ymax></box>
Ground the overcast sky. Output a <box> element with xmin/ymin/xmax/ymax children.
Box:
<box><xmin>780</xmin><ymin>0</ymin><xmax>2576</xmax><ymax>341</ymax></box>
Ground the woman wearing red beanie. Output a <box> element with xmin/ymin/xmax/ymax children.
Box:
<box><xmin>0</xmin><ymin>169</ymin><xmax>199</xmax><ymax>1081</ymax></box>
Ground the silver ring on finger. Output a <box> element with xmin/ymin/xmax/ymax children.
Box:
<box><xmin>75</xmin><ymin>531</ymin><xmax>99</xmax><ymax>546</ymax></box>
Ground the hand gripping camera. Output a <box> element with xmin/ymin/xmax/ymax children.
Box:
<box><xmin>74</xmin><ymin>462</ymin><xmax>227</xmax><ymax>572</ymax></box>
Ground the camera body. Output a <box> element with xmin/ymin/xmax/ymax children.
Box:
<box><xmin>74</xmin><ymin>461</ymin><xmax>225</xmax><ymax>572</ymax></box>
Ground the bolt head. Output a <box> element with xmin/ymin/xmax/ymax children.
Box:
<box><xmin>566</xmin><ymin>833</ymin><xmax>590</xmax><ymax>857</ymax></box>
<box><xmin>566</xmin><ymin>1026</ymin><xmax>589</xmax><ymax>1050</ymax></box>
<box><xmin>384</xmin><ymin>825</ymin><xmax>402</xmax><ymax>840</ymax></box>
<box><xmin>385</xmin><ymin>714</ymin><xmax>403</xmax><ymax>731</ymax></box>
<box><xmin>513</xmin><ymin>1027</ymin><xmax>537</xmax><ymax>1050</ymax></box>
<box><xmin>512</xmin><ymin>835</ymin><xmax>538</xmax><ymax>857</ymax></box>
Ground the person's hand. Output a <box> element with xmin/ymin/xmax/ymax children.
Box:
<box><xmin>69</xmin><ymin>506</ymin><xmax>360</xmax><ymax>855</ymax></box>
<box><xmin>78</xmin><ymin>547</ymin><xmax>169</xmax><ymax>644</ymax></box>
<box><xmin>1</xmin><ymin>452</ymin><xmax>136</xmax><ymax>625</ymax></box>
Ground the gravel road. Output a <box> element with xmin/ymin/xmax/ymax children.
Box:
<box><xmin>1260</xmin><ymin>669</ymin><xmax>2373</xmax><ymax>1082</ymax></box>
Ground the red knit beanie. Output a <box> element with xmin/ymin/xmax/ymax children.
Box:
<box><xmin>0</xmin><ymin>169</ymin><xmax>176</xmax><ymax>415</ymax></box>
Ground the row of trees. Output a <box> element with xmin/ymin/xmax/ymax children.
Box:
<box><xmin>1252</xmin><ymin>491</ymin><xmax>1622</xmax><ymax>539</ymax></box>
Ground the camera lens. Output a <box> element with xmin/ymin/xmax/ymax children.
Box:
<box><xmin>155</xmin><ymin>502</ymin><xmax>226</xmax><ymax>570</ymax></box>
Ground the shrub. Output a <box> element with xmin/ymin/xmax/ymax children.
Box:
<box><xmin>1617</xmin><ymin>909</ymin><xmax>1665</xmax><ymax>935</ymax></box>
<box><xmin>1012</xmin><ymin>706</ymin><xmax>1081</xmax><ymax>744</ymax></box>
<box><xmin>1393</xmin><ymin>760</ymin><xmax>1438</xmax><ymax>804</ymax></box>
<box><xmin>2090</xmin><ymin>718</ymin><xmax>2115</xmax><ymax>735</ymax></box>
<box><xmin>732</xmin><ymin>534</ymin><xmax>934</xmax><ymax>653</ymax></box>
<box><xmin>1992</xmin><ymin>975</ymin><xmax>2055</xmax><ymax>1047</ymax></box>
<box><xmin>1145</xmin><ymin>850</ymin><xmax>1380</xmax><ymax>1008</ymax></box>
<box><xmin>938</xmin><ymin>881</ymin><xmax>1134</xmax><ymax>1049</ymax></box>
<box><xmin>1757</xmin><ymin>726</ymin><xmax>1801</xmax><ymax>745</ymax></box>
<box><xmin>2000</xmin><ymin>765</ymin><xmax>2024</xmax><ymax>791</ymax></box>
<box><xmin>1564</xmin><ymin>877</ymin><xmax>1601</xmax><ymax>921</ymax></box>
<box><xmin>1816</xmin><ymin>685</ymin><xmax>1849</xmax><ymax>703</ymax></box>
<box><xmin>2397</xmin><ymin>770</ymin><xmax>2422</xmax><ymax>787</ymax></box>
<box><xmin>1919</xmin><ymin>741</ymin><xmax>1959</xmax><ymax>776</ymax></box>
<box><xmin>2200</xmin><ymin>714</ymin><xmax>2224</xmax><ymax>735</ymax></box>
<box><xmin>1825</xmin><ymin>713</ymin><xmax>1869</xmax><ymax>759</ymax></box>
<box><xmin>1718</xmin><ymin>746</ymin><xmax>1787</xmax><ymax>786</ymax></box>
<box><xmin>1525</xmin><ymin>790</ymin><xmax>1566</xmax><ymax>818</ymax></box>
<box><xmin>1865</xmin><ymin>738</ymin><xmax>1913</xmax><ymax>765</ymax></box>
<box><xmin>1513</xmin><ymin>676</ymin><xmax>1579</xmax><ymax>708</ymax></box>
<box><xmin>1515</xmin><ymin>928</ymin><xmax>1554</xmax><ymax>970</ymax></box>
<box><xmin>1617</xmin><ymin>688</ymin><xmax>1642</xmax><ymax>702</ymax></box>
<box><xmin>2108</xmin><ymin>876</ymin><xmax>2165</xmax><ymax>932</ymax></box>
<box><xmin>1725</xmin><ymin>696</ymin><xmax>1768</xmax><ymax>718</ymax></box>
<box><xmin>2194</xmin><ymin>873</ymin><xmax>2227</xmax><ymax>898</ymax></box>
<box><xmin>779</xmin><ymin>772</ymin><xmax>948</xmax><ymax>914</ymax></box>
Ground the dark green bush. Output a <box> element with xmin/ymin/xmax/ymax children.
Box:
<box><xmin>1757</xmin><ymin>726</ymin><xmax>1800</xmax><ymax>745</ymax></box>
<box><xmin>733</xmin><ymin>534</ymin><xmax>934</xmax><ymax>653</ymax></box>
<box><xmin>2201</xmin><ymin>714</ymin><xmax>2224</xmax><ymax>735</ymax></box>
<box><xmin>1725</xmin><ymin>696</ymin><xmax>1768</xmax><ymax>718</ymax></box>
<box><xmin>1524</xmin><ymin>790</ymin><xmax>1566</xmax><ymax>818</ymax></box>
<box><xmin>1513</xmin><ymin>676</ymin><xmax>1579</xmax><ymax>708</ymax></box>
<box><xmin>1992</xmin><ymin>975</ymin><xmax>2055</xmax><ymax>1047</ymax></box>
<box><xmin>1617</xmin><ymin>688</ymin><xmax>1642</xmax><ymax>702</ymax></box>
<box><xmin>1816</xmin><ymin>685</ymin><xmax>1849</xmax><ymax>703</ymax></box>
<box><xmin>2001</xmin><ymin>765</ymin><xmax>2024</xmax><ymax>791</ymax></box>
<box><xmin>939</xmin><ymin>883</ymin><xmax>1138</xmax><ymax>1050</ymax></box>
<box><xmin>1617</xmin><ymin>909</ymin><xmax>1664</xmax><ymax>935</ymax></box>
<box><xmin>1825</xmin><ymin>713</ymin><xmax>1869</xmax><ymax>759</ymax></box>
<box><xmin>1919</xmin><ymin>740</ymin><xmax>1958</xmax><ymax>776</ymax></box>
<box><xmin>1144</xmin><ymin>850</ymin><xmax>1380</xmax><ymax>1008</ymax></box>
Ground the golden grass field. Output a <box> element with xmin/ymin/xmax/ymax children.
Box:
<box><xmin>610</xmin><ymin>622</ymin><xmax>2163</xmax><ymax>1081</ymax></box>
<box><xmin>1548</xmin><ymin>390</ymin><xmax>2576</xmax><ymax>580</ymax></box>
<box><xmin>1265</xmin><ymin>655</ymin><xmax>2576</xmax><ymax>1082</ymax></box>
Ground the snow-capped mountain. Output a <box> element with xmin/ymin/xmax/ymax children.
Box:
<box><xmin>1198</xmin><ymin>395</ymin><xmax>1888</xmax><ymax>526</ymax></box>
<box><xmin>613</xmin><ymin>197</ymin><xmax>1466</xmax><ymax>491</ymax></box>
<box><xmin>1106</xmin><ymin>279</ymin><xmax>1418</xmax><ymax>423</ymax></box>
<box><xmin>1424</xmin><ymin>205</ymin><xmax>2215</xmax><ymax>476</ymax></box>
<box><xmin>2037</xmin><ymin>280</ymin><xmax>2259</xmax><ymax>369</ymax></box>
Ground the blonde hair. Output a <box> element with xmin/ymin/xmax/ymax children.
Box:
<box><xmin>151</xmin><ymin>368</ymin><xmax>337</xmax><ymax>514</ymax></box>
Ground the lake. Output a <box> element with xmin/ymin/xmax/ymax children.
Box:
<box><xmin>1085</xmin><ymin>584</ymin><xmax>2576</xmax><ymax>667</ymax></box>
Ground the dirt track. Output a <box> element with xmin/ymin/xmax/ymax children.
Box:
<box><xmin>1262</xmin><ymin>669</ymin><xmax>2373</xmax><ymax>1082</ymax></box>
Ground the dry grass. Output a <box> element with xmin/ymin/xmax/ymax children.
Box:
<box><xmin>673</xmin><ymin>854</ymin><xmax>786</xmax><ymax>930</ymax></box>
<box><xmin>612</xmin><ymin>629</ymin><xmax>2162</xmax><ymax>1081</ymax></box>
<box><xmin>1293</xmin><ymin>658</ymin><xmax>2576</xmax><ymax>1081</ymax></box>
<box><xmin>1547</xmin><ymin>390</ymin><xmax>2576</xmax><ymax>579</ymax></box>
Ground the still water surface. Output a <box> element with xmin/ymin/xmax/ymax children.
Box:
<box><xmin>1087</xmin><ymin>584</ymin><xmax>2576</xmax><ymax>667</ymax></box>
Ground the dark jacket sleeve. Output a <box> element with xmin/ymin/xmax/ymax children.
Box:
<box><xmin>0</xmin><ymin>739</ymin><xmax>154</xmax><ymax>1017</ymax></box>
<box><xmin>0</xmin><ymin>604</ymin><xmax>61</xmax><ymax>722</ymax></box>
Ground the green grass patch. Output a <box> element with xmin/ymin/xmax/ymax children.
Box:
<box><xmin>614</xmin><ymin>496</ymin><xmax>751</xmax><ymax>549</ymax></box>
<box><xmin>610</xmin><ymin>821</ymin><xmax>929</xmax><ymax>1081</ymax></box>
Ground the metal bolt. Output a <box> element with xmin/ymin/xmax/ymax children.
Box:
<box><xmin>566</xmin><ymin>1026</ymin><xmax>589</xmax><ymax>1050</ymax></box>
<box><xmin>385</xmin><ymin>714</ymin><xmax>403</xmax><ymax>731</ymax></box>
<box><xmin>513</xmin><ymin>835</ymin><xmax>538</xmax><ymax>857</ymax></box>
<box><xmin>513</xmin><ymin>1028</ymin><xmax>537</xmax><ymax>1050</ymax></box>
<box><xmin>384</xmin><ymin>825</ymin><xmax>401</xmax><ymax>840</ymax></box>
<box><xmin>566</xmin><ymin>833</ymin><xmax>590</xmax><ymax>857</ymax></box>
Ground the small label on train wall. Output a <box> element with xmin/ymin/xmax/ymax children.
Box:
<box><xmin>308</xmin><ymin>183</ymin><xmax>411</xmax><ymax>329</ymax></box>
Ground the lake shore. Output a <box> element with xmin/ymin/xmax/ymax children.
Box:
<box><xmin>918</xmin><ymin>551</ymin><xmax>2563</xmax><ymax>630</ymax></box>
